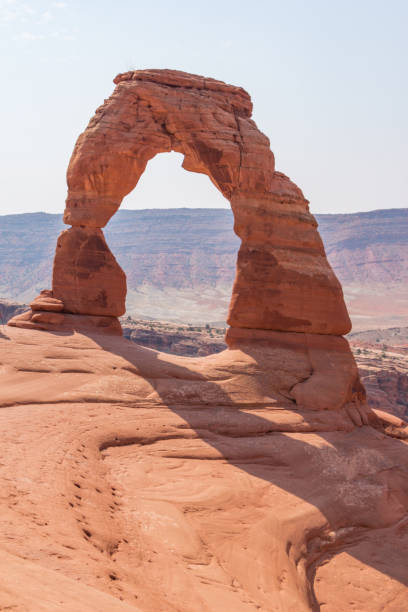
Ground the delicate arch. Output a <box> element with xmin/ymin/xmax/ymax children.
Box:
<box><xmin>53</xmin><ymin>69</ymin><xmax>351</xmax><ymax>336</ymax></box>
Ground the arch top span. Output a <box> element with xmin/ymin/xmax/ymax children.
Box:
<box><xmin>113</xmin><ymin>69</ymin><xmax>253</xmax><ymax>113</ymax></box>
<box><xmin>64</xmin><ymin>68</ymin><xmax>274</xmax><ymax>229</ymax></box>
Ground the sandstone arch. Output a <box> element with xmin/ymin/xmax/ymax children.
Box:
<box><xmin>9</xmin><ymin>69</ymin><xmax>365</xmax><ymax>413</ymax></box>
<box><xmin>55</xmin><ymin>69</ymin><xmax>350</xmax><ymax>336</ymax></box>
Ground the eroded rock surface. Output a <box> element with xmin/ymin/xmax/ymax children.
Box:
<box><xmin>4</xmin><ymin>69</ymin><xmax>406</xmax><ymax>610</ymax></box>
<box><xmin>53</xmin><ymin>227</ymin><xmax>126</xmax><ymax>317</ymax></box>
<box><xmin>0</xmin><ymin>327</ymin><xmax>407</xmax><ymax>611</ymax></box>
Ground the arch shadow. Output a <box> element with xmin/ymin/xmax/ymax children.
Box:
<box><xmin>85</xmin><ymin>330</ymin><xmax>408</xmax><ymax>601</ymax></box>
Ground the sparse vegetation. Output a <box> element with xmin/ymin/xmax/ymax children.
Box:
<box><xmin>120</xmin><ymin>314</ymin><xmax>226</xmax><ymax>357</ymax></box>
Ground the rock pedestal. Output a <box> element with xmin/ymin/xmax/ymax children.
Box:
<box><xmin>8</xmin><ymin>288</ymin><xmax>122</xmax><ymax>335</ymax></box>
<box><xmin>52</xmin><ymin>227</ymin><xmax>126</xmax><ymax>317</ymax></box>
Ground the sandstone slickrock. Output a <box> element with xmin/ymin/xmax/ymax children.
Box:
<box><xmin>0</xmin><ymin>326</ymin><xmax>407</xmax><ymax>611</ymax></box>
<box><xmin>30</xmin><ymin>290</ymin><xmax>64</xmax><ymax>312</ymax></box>
<box><xmin>8</xmin><ymin>305</ymin><xmax>123</xmax><ymax>335</ymax></box>
<box><xmin>4</xmin><ymin>69</ymin><xmax>407</xmax><ymax>610</ymax></box>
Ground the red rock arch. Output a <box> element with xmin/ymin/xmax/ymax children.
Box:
<box><xmin>8</xmin><ymin>69</ymin><xmax>366</xmax><ymax>413</ymax></box>
<box><xmin>52</xmin><ymin>69</ymin><xmax>350</xmax><ymax>338</ymax></box>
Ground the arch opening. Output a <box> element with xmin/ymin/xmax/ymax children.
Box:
<box><xmin>121</xmin><ymin>152</ymin><xmax>229</xmax><ymax>211</ymax></box>
<box><xmin>104</xmin><ymin>151</ymin><xmax>237</xmax><ymax>331</ymax></box>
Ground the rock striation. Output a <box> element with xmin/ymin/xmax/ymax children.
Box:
<box><xmin>52</xmin><ymin>227</ymin><xmax>126</xmax><ymax>317</ymax></box>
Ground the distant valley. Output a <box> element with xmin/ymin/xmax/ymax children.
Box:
<box><xmin>0</xmin><ymin>207</ymin><xmax>407</xmax><ymax>330</ymax></box>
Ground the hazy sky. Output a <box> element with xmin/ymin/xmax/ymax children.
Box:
<box><xmin>1</xmin><ymin>0</ymin><xmax>407</xmax><ymax>216</ymax></box>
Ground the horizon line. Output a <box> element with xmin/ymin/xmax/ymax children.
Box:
<box><xmin>1</xmin><ymin>206</ymin><xmax>407</xmax><ymax>219</ymax></box>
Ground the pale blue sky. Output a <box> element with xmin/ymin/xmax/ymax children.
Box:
<box><xmin>1</xmin><ymin>0</ymin><xmax>407</xmax><ymax>215</ymax></box>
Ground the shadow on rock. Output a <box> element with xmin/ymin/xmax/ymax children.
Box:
<box><xmin>88</xmin><ymin>330</ymin><xmax>408</xmax><ymax>602</ymax></box>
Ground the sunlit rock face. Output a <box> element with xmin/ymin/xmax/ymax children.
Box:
<box><xmin>1</xmin><ymin>325</ymin><xmax>407</xmax><ymax>611</ymax></box>
<box><xmin>61</xmin><ymin>68</ymin><xmax>350</xmax><ymax>336</ymax></box>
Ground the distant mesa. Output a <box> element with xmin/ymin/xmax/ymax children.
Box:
<box><xmin>1</xmin><ymin>207</ymin><xmax>407</xmax><ymax>331</ymax></box>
